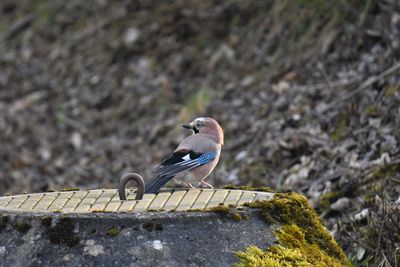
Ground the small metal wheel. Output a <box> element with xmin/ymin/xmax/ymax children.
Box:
<box><xmin>119</xmin><ymin>173</ymin><xmax>145</xmax><ymax>200</ymax></box>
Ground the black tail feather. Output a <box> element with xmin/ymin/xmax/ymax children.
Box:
<box><xmin>144</xmin><ymin>175</ymin><xmax>174</xmax><ymax>194</ymax></box>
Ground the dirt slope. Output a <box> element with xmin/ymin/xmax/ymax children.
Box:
<box><xmin>0</xmin><ymin>0</ymin><xmax>399</xmax><ymax>265</ymax></box>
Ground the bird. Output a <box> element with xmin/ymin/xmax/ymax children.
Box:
<box><xmin>144</xmin><ymin>117</ymin><xmax>224</xmax><ymax>194</ymax></box>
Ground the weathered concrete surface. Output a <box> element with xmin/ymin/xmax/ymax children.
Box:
<box><xmin>0</xmin><ymin>189</ymin><xmax>274</xmax><ymax>266</ymax></box>
<box><xmin>0</xmin><ymin>209</ymin><xmax>274</xmax><ymax>267</ymax></box>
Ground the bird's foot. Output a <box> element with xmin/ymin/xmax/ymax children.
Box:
<box><xmin>186</xmin><ymin>183</ymin><xmax>196</xmax><ymax>189</ymax></box>
<box><xmin>199</xmin><ymin>180</ymin><xmax>214</xmax><ymax>189</ymax></box>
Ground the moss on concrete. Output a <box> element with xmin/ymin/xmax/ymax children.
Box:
<box><xmin>231</xmin><ymin>212</ymin><xmax>248</xmax><ymax>221</ymax></box>
<box><xmin>237</xmin><ymin>192</ymin><xmax>352</xmax><ymax>266</ymax></box>
<box><xmin>208</xmin><ymin>204</ymin><xmax>230</xmax><ymax>214</ymax></box>
<box><xmin>236</xmin><ymin>224</ymin><xmax>349</xmax><ymax>267</ymax></box>
<box><xmin>14</xmin><ymin>221</ymin><xmax>31</xmax><ymax>233</ymax></box>
<box><xmin>223</xmin><ymin>185</ymin><xmax>274</xmax><ymax>193</ymax></box>
<box><xmin>194</xmin><ymin>204</ymin><xmax>248</xmax><ymax>221</ymax></box>
<box><xmin>46</xmin><ymin>217</ymin><xmax>79</xmax><ymax>247</ymax></box>
<box><xmin>61</xmin><ymin>188</ymin><xmax>80</xmax><ymax>192</ymax></box>
<box><xmin>106</xmin><ymin>227</ymin><xmax>120</xmax><ymax>237</ymax></box>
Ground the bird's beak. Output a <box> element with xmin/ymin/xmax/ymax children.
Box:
<box><xmin>182</xmin><ymin>122</ymin><xmax>193</xmax><ymax>129</ymax></box>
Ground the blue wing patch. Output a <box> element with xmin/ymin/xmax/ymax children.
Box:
<box><xmin>195</xmin><ymin>151</ymin><xmax>217</xmax><ymax>165</ymax></box>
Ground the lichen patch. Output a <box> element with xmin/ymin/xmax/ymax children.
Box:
<box><xmin>83</xmin><ymin>240</ymin><xmax>105</xmax><ymax>257</ymax></box>
<box><xmin>152</xmin><ymin>240</ymin><xmax>163</xmax><ymax>250</ymax></box>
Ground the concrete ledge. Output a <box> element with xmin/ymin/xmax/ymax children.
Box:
<box><xmin>0</xmin><ymin>207</ymin><xmax>274</xmax><ymax>266</ymax></box>
<box><xmin>0</xmin><ymin>189</ymin><xmax>274</xmax><ymax>266</ymax></box>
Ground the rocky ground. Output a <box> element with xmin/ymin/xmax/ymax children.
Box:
<box><xmin>0</xmin><ymin>0</ymin><xmax>399</xmax><ymax>266</ymax></box>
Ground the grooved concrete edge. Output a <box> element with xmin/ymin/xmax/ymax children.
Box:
<box><xmin>0</xmin><ymin>189</ymin><xmax>273</xmax><ymax>214</ymax></box>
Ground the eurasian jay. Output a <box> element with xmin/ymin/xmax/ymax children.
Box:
<box><xmin>144</xmin><ymin>117</ymin><xmax>224</xmax><ymax>194</ymax></box>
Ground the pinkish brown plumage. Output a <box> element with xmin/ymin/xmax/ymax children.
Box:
<box><xmin>144</xmin><ymin>117</ymin><xmax>224</xmax><ymax>193</ymax></box>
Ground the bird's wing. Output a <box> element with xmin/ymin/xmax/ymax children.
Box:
<box><xmin>144</xmin><ymin>149</ymin><xmax>217</xmax><ymax>194</ymax></box>
<box><xmin>153</xmin><ymin>149</ymin><xmax>217</xmax><ymax>177</ymax></box>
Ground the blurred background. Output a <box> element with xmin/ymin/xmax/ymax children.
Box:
<box><xmin>0</xmin><ymin>0</ymin><xmax>399</xmax><ymax>265</ymax></box>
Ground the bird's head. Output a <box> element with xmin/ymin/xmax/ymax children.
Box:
<box><xmin>182</xmin><ymin>117</ymin><xmax>224</xmax><ymax>144</ymax></box>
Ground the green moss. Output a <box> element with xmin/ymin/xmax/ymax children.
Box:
<box><xmin>106</xmin><ymin>227</ymin><xmax>120</xmax><ymax>237</ymax></box>
<box><xmin>223</xmin><ymin>185</ymin><xmax>274</xmax><ymax>193</ymax></box>
<box><xmin>238</xmin><ymin>192</ymin><xmax>352</xmax><ymax>266</ymax></box>
<box><xmin>14</xmin><ymin>221</ymin><xmax>31</xmax><ymax>233</ymax></box>
<box><xmin>46</xmin><ymin>217</ymin><xmax>79</xmax><ymax>247</ymax></box>
<box><xmin>91</xmin><ymin>209</ymin><xmax>106</xmax><ymax>213</ymax></box>
<box><xmin>196</xmin><ymin>204</ymin><xmax>248</xmax><ymax>221</ymax></box>
<box><xmin>232</xmin><ymin>212</ymin><xmax>248</xmax><ymax>221</ymax></box>
<box><xmin>236</xmin><ymin>224</ymin><xmax>350</xmax><ymax>267</ymax></box>
<box><xmin>186</xmin><ymin>202</ymin><xmax>248</xmax><ymax>220</ymax></box>
<box><xmin>41</xmin><ymin>216</ymin><xmax>52</xmax><ymax>227</ymax></box>
<box><xmin>61</xmin><ymin>188</ymin><xmax>80</xmax><ymax>192</ymax></box>
<box><xmin>209</xmin><ymin>204</ymin><xmax>230</xmax><ymax>214</ymax></box>
<box><xmin>186</xmin><ymin>208</ymin><xmax>203</xmax><ymax>212</ymax></box>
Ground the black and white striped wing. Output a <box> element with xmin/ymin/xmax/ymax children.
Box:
<box><xmin>154</xmin><ymin>150</ymin><xmax>216</xmax><ymax>177</ymax></box>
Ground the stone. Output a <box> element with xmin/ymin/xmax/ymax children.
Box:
<box><xmin>0</xmin><ymin>208</ymin><xmax>274</xmax><ymax>267</ymax></box>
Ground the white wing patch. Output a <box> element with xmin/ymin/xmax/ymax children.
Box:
<box><xmin>182</xmin><ymin>154</ymin><xmax>191</xmax><ymax>161</ymax></box>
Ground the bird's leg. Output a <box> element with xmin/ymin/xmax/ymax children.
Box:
<box><xmin>200</xmin><ymin>180</ymin><xmax>214</xmax><ymax>189</ymax></box>
<box><xmin>186</xmin><ymin>183</ymin><xmax>195</xmax><ymax>189</ymax></box>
